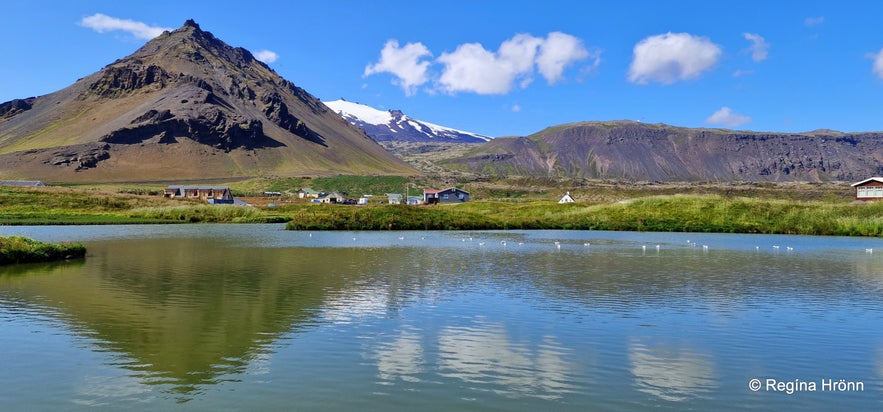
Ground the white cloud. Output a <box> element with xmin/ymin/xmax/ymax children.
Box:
<box><xmin>743</xmin><ymin>33</ymin><xmax>769</xmax><ymax>62</ymax></box>
<box><xmin>436</xmin><ymin>41</ymin><xmax>523</xmax><ymax>94</ymax></box>
<box><xmin>511</xmin><ymin>104</ymin><xmax>522</xmax><ymax>112</ymax></box>
<box><xmin>435</xmin><ymin>32</ymin><xmax>593</xmax><ymax>95</ymax></box>
<box><xmin>366</xmin><ymin>32</ymin><xmax>593</xmax><ymax>96</ymax></box>
<box><xmin>628</xmin><ymin>32</ymin><xmax>721</xmax><ymax>85</ymax></box>
<box><xmin>804</xmin><ymin>16</ymin><xmax>825</xmax><ymax>26</ymax></box>
<box><xmin>732</xmin><ymin>69</ymin><xmax>754</xmax><ymax>77</ymax></box>
<box><xmin>705</xmin><ymin>106</ymin><xmax>751</xmax><ymax>128</ymax></box>
<box><xmin>364</xmin><ymin>40</ymin><xmax>432</xmax><ymax>96</ymax></box>
<box><xmin>79</xmin><ymin>13</ymin><xmax>171</xmax><ymax>40</ymax></box>
<box><xmin>869</xmin><ymin>48</ymin><xmax>883</xmax><ymax>79</ymax></box>
<box><xmin>254</xmin><ymin>50</ymin><xmax>278</xmax><ymax>64</ymax></box>
<box><xmin>536</xmin><ymin>32</ymin><xmax>591</xmax><ymax>83</ymax></box>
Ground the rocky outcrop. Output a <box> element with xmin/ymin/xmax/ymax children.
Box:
<box><xmin>45</xmin><ymin>143</ymin><xmax>111</xmax><ymax>171</ymax></box>
<box><xmin>260</xmin><ymin>92</ymin><xmax>323</xmax><ymax>145</ymax></box>
<box><xmin>104</xmin><ymin>106</ymin><xmax>280</xmax><ymax>151</ymax></box>
<box><xmin>0</xmin><ymin>98</ymin><xmax>34</xmax><ymax>119</ymax></box>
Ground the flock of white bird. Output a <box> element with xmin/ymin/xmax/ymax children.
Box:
<box><xmin>310</xmin><ymin>232</ymin><xmax>878</xmax><ymax>255</ymax></box>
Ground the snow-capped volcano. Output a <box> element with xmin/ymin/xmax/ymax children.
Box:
<box><xmin>323</xmin><ymin>99</ymin><xmax>491</xmax><ymax>143</ymax></box>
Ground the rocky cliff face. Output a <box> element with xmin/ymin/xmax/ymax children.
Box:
<box><xmin>0</xmin><ymin>20</ymin><xmax>413</xmax><ymax>182</ymax></box>
<box><xmin>443</xmin><ymin>121</ymin><xmax>883</xmax><ymax>182</ymax></box>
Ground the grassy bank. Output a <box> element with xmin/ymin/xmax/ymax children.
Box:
<box><xmin>128</xmin><ymin>205</ymin><xmax>289</xmax><ymax>223</ymax></box>
<box><xmin>0</xmin><ymin>236</ymin><xmax>86</xmax><ymax>265</ymax></box>
<box><xmin>0</xmin><ymin>186</ymin><xmax>176</xmax><ymax>225</ymax></box>
<box><xmin>283</xmin><ymin>195</ymin><xmax>883</xmax><ymax>236</ymax></box>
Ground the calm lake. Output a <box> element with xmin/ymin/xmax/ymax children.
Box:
<box><xmin>1</xmin><ymin>224</ymin><xmax>881</xmax><ymax>410</ymax></box>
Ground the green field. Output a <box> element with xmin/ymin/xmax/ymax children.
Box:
<box><xmin>1</xmin><ymin>182</ymin><xmax>880</xmax><ymax>237</ymax></box>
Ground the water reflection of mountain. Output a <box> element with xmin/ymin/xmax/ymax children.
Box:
<box><xmin>0</xmin><ymin>238</ymin><xmax>368</xmax><ymax>396</ymax></box>
<box><xmin>0</xmin><ymin>239</ymin><xmax>504</xmax><ymax>399</ymax></box>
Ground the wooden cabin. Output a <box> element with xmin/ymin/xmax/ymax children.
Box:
<box><xmin>851</xmin><ymin>177</ymin><xmax>883</xmax><ymax>201</ymax></box>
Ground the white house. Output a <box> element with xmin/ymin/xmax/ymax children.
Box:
<box><xmin>558</xmin><ymin>192</ymin><xmax>575</xmax><ymax>204</ymax></box>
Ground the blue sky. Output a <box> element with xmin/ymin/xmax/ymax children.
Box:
<box><xmin>2</xmin><ymin>1</ymin><xmax>882</xmax><ymax>137</ymax></box>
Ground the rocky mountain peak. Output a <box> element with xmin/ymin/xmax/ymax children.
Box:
<box><xmin>182</xmin><ymin>19</ymin><xmax>200</xmax><ymax>29</ymax></box>
<box><xmin>0</xmin><ymin>20</ymin><xmax>413</xmax><ymax>182</ymax></box>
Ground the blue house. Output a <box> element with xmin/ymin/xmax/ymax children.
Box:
<box><xmin>424</xmin><ymin>187</ymin><xmax>470</xmax><ymax>204</ymax></box>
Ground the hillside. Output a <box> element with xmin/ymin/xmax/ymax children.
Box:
<box><xmin>440</xmin><ymin>121</ymin><xmax>883</xmax><ymax>182</ymax></box>
<box><xmin>0</xmin><ymin>20</ymin><xmax>414</xmax><ymax>183</ymax></box>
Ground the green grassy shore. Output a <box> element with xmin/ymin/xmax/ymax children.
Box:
<box><xmin>0</xmin><ymin>236</ymin><xmax>85</xmax><ymax>265</ymax></box>
<box><xmin>1</xmin><ymin>183</ymin><xmax>881</xmax><ymax>236</ymax></box>
<box><xmin>283</xmin><ymin>196</ymin><xmax>883</xmax><ymax>236</ymax></box>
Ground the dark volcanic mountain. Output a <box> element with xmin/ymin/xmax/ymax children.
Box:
<box><xmin>0</xmin><ymin>20</ymin><xmax>414</xmax><ymax>182</ymax></box>
<box><xmin>441</xmin><ymin>121</ymin><xmax>883</xmax><ymax>182</ymax></box>
<box><xmin>324</xmin><ymin>99</ymin><xmax>491</xmax><ymax>143</ymax></box>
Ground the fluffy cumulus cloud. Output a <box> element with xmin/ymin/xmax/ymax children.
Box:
<box><xmin>254</xmin><ymin>50</ymin><xmax>279</xmax><ymax>64</ymax></box>
<box><xmin>705</xmin><ymin>106</ymin><xmax>751</xmax><ymax>128</ymax></box>
<box><xmin>743</xmin><ymin>33</ymin><xmax>769</xmax><ymax>62</ymax></box>
<box><xmin>436</xmin><ymin>32</ymin><xmax>593</xmax><ymax>94</ymax></box>
<box><xmin>365</xmin><ymin>32</ymin><xmax>594</xmax><ymax>96</ymax></box>
<box><xmin>536</xmin><ymin>32</ymin><xmax>592</xmax><ymax>83</ymax></box>
<box><xmin>363</xmin><ymin>40</ymin><xmax>433</xmax><ymax>96</ymax></box>
<box><xmin>79</xmin><ymin>13</ymin><xmax>171</xmax><ymax>40</ymax></box>
<box><xmin>628</xmin><ymin>32</ymin><xmax>722</xmax><ymax>85</ymax></box>
<box><xmin>436</xmin><ymin>42</ymin><xmax>517</xmax><ymax>94</ymax></box>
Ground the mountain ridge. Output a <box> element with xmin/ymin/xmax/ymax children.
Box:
<box><xmin>324</xmin><ymin>99</ymin><xmax>491</xmax><ymax>143</ymax></box>
<box><xmin>440</xmin><ymin>120</ymin><xmax>883</xmax><ymax>182</ymax></box>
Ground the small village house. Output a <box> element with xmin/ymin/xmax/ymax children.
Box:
<box><xmin>297</xmin><ymin>188</ymin><xmax>321</xmax><ymax>199</ymax></box>
<box><xmin>851</xmin><ymin>177</ymin><xmax>883</xmax><ymax>201</ymax></box>
<box><xmin>424</xmin><ymin>187</ymin><xmax>470</xmax><ymax>204</ymax></box>
<box><xmin>164</xmin><ymin>186</ymin><xmax>234</xmax><ymax>204</ymax></box>
<box><xmin>558</xmin><ymin>192</ymin><xmax>575</xmax><ymax>204</ymax></box>
<box><xmin>314</xmin><ymin>192</ymin><xmax>347</xmax><ymax>204</ymax></box>
<box><xmin>386</xmin><ymin>193</ymin><xmax>403</xmax><ymax>204</ymax></box>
